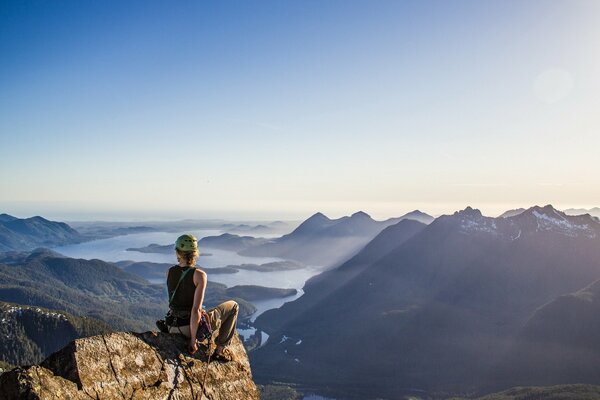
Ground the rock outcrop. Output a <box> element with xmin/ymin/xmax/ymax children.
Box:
<box><xmin>0</xmin><ymin>331</ymin><xmax>259</xmax><ymax>400</ymax></box>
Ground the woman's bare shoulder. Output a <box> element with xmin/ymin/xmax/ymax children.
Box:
<box><xmin>194</xmin><ymin>268</ymin><xmax>207</xmax><ymax>281</ymax></box>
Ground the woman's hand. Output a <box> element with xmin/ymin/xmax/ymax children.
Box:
<box><xmin>189</xmin><ymin>338</ymin><xmax>198</xmax><ymax>354</ymax></box>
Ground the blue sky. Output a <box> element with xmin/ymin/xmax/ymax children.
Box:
<box><xmin>1</xmin><ymin>1</ymin><xmax>599</xmax><ymax>220</ymax></box>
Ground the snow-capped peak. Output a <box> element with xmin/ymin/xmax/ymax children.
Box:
<box><xmin>519</xmin><ymin>205</ymin><xmax>598</xmax><ymax>238</ymax></box>
<box><xmin>454</xmin><ymin>206</ymin><xmax>483</xmax><ymax>219</ymax></box>
<box><xmin>453</xmin><ymin>207</ymin><xmax>498</xmax><ymax>235</ymax></box>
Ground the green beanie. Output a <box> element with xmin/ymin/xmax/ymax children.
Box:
<box><xmin>175</xmin><ymin>234</ymin><xmax>198</xmax><ymax>252</ymax></box>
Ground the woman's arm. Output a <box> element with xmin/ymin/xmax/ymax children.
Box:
<box><xmin>188</xmin><ymin>269</ymin><xmax>207</xmax><ymax>354</ymax></box>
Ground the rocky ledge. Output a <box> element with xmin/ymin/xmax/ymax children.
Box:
<box><xmin>0</xmin><ymin>331</ymin><xmax>259</xmax><ymax>400</ymax></box>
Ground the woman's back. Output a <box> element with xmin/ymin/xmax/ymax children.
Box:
<box><xmin>167</xmin><ymin>265</ymin><xmax>196</xmax><ymax>312</ymax></box>
<box><xmin>166</xmin><ymin>233</ymin><xmax>239</xmax><ymax>360</ymax></box>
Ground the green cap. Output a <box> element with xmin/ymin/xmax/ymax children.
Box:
<box><xmin>175</xmin><ymin>234</ymin><xmax>198</xmax><ymax>252</ymax></box>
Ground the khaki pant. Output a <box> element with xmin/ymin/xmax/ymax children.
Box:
<box><xmin>169</xmin><ymin>300</ymin><xmax>239</xmax><ymax>347</ymax></box>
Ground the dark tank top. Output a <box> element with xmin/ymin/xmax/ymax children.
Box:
<box><xmin>167</xmin><ymin>265</ymin><xmax>197</xmax><ymax>312</ymax></box>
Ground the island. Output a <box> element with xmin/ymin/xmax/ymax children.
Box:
<box><xmin>232</xmin><ymin>260</ymin><xmax>305</xmax><ymax>272</ymax></box>
<box><xmin>126</xmin><ymin>243</ymin><xmax>212</xmax><ymax>256</ymax></box>
<box><xmin>225</xmin><ymin>285</ymin><xmax>297</xmax><ymax>301</ymax></box>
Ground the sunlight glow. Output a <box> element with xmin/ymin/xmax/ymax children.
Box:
<box><xmin>533</xmin><ymin>68</ymin><xmax>574</xmax><ymax>103</ymax></box>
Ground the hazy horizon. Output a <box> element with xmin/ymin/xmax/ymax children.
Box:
<box><xmin>2</xmin><ymin>1</ymin><xmax>600</xmax><ymax>222</ymax></box>
<box><xmin>1</xmin><ymin>200</ymin><xmax>598</xmax><ymax>222</ymax></box>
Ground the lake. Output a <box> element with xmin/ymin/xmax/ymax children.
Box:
<box><xmin>54</xmin><ymin>230</ymin><xmax>322</xmax><ymax>342</ymax></box>
<box><xmin>55</xmin><ymin>230</ymin><xmax>335</xmax><ymax>399</ymax></box>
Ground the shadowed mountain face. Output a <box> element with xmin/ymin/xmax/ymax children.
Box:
<box><xmin>0</xmin><ymin>301</ymin><xmax>112</xmax><ymax>366</ymax></box>
<box><xmin>251</xmin><ymin>205</ymin><xmax>600</xmax><ymax>399</ymax></box>
<box><xmin>240</xmin><ymin>210</ymin><xmax>433</xmax><ymax>268</ymax></box>
<box><xmin>254</xmin><ymin>218</ymin><xmax>428</xmax><ymax>334</ymax></box>
<box><xmin>496</xmin><ymin>278</ymin><xmax>600</xmax><ymax>389</ymax></box>
<box><xmin>0</xmin><ymin>214</ymin><xmax>84</xmax><ymax>251</ymax></box>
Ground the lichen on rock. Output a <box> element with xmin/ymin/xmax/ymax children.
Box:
<box><xmin>0</xmin><ymin>331</ymin><xmax>259</xmax><ymax>400</ymax></box>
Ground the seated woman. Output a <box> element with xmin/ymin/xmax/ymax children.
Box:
<box><xmin>167</xmin><ymin>233</ymin><xmax>239</xmax><ymax>361</ymax></box>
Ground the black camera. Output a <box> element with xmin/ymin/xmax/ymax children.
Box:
<box><xmin>156</xmin><ymin>319</ymin><xmax>169</xmax><ymax>333</ymax></box>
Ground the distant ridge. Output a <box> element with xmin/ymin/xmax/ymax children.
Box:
<box><xmin>288</xmin><ymin>212</ymin><xmax>333</xmax><ymax>236</ymax></box>
<box><xmin>564</xmin><ymin>207</ymin><xmax>600</xmax><ymax>218</ymax></box>
<box><xmin>0</xmin><ymin>214</ymin><xmax>18</xmax><ymax>223</ymax></box>
<box><xmin>240</xmin><ymin>210</ymin><xmax>434</xmax><ymax>268</ymax></box>
<box><xmin>499</xmin><ymin>208</ymin><xmax>526</xmax><ymax>218</ymax></box>
<box><xmin>384</xmin><ymin>210</ymin><xmax>435</xmax><ymax>225</ymax></box>
<box><xmin>0</xmin><ymin>214</ymin><xmax>84</xmax><ymax>251</ymax></box>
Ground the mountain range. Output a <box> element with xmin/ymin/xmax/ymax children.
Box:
<box><xmin>564</xmin><ymin>207</ymin><xmax>600</xmax><ymax>218</ymax></box>
<box><xmin>251</xmin><ymin>205</ymin><xmax>600</xmax><ymax>398</ymax></box>
<box><xmin>6</xmin><ymin>206</ymin><xmax>600</xmax><ymax>398</ymax></box>
<box><xmin>0</xmin><ymin>214</ymin><xmax>84</xmax><ymax>252</ymax></box>
<box><xmin>0</xmin><ymin>249</ymin><xmax>166</xmax><ymax>331</ymax></box>
<box><xmin>0</xmin><ymin>247</ymin><xmax>310</xmax><ymax>368</ymax></box>
<box><xmin>126</xmin><ymin>210</ymin><xmax>433</xmax><ymax>270</ymax></box>
<box><xmin>220</xmin><ymin>222</ymin><xmax>285</xmax><ymax>235</ymax></box>
<box><xmin>0</xmin><ymin>249</ymin><xmax>261</xmax><ymax>331</ymax></box>
<box><xmin>125</xmin><ymin>233</ymin><xmax>269</xmax><ymax>254</ymax></box>
<box><xmin>239</xmin><ymin>210</ymin><xmax>434</xmax><ymax>268</ymax></box>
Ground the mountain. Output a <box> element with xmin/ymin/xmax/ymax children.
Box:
<box><xmin>126</xmin><ymin>243</ymin><xmax>214</xmax><ymax>256</ymax></box>
<box><xmin>0</xmin><ymin>250</ymin><xmax>256</xmax><ymax>333</ymax></box>
<box><xmin>115</xmin><ymin>260</ymin><xmax>173</xmax><ymax>280</ymax></box>
<box><xmin>269</xmin><ymin>220</ymin><xmax>293</xmax><ymax>228</ymax></box>
<box><xmin>126</xmin><ymin>234</ymin><xmax>269</xmax><ymax>254</ymax></box>
<box><xmin>564</xmin><ymin>207</ymin><xmax>600</xmax><ymax>218</ymax></box>
<box><xmin>221</xmin><ymin>223</ymin><xmax>279</xmax><ymax>235</ymax></box>
<box><xmin>290</xmin><ymin>212</ymin><xmax>335</xmax><ymax>236</ymax></box>
<box><xmin>0</xmin><ymin>301</ymin><xmax>112</xmax><ymax>366</ymax></box>
<box><xmin>254</xmin><ymin>218</ymin><xmax>427</xmax><ymax>334</ymax></box>
<box><xmin>0</xmin><ymin>214</ymin><xmax>18</xmax><ymax>223</ymax></box>
<box><xmin>240</xmin><ymin>210</ymin><xmax>432</xmax><ymax>268</ymax></box>
<box><xmin>383</xmin><ymin>210</ymin><xmax>435</xmax><ymax>225</ymax></box>
<box><xmin>0</xmin><ymin>331</ymin><xmax>259</xmax><ymax>400</ymax></box>
<box><xmin>251</xmin><ymin>205</ymin><xmax>600</xmax><ymax>398</ymax></box>
<box><xmin>126</xmin><ymin>243</ymin><xmax>175</xmax><ymax>254</ymax></box>
<box><xmin>199</xmin><ymin>233</ymin><xmax>269</xmax><ymax>252</ymax></box>
<box><xmin>498</xmin><ymin>208</ymin><xmax>526</xmax><ymax>218</ymax></box>
<box><xmin>0</xmin><ymin>249</ymin><xmax>165</xmax><ymax>331</ymax></box>
<box><xmin>0</xmin><ymin>214</ymin><xmax>84</xmax><ymax>252</ymax></box>
<box><xmin>496</xmin><ymin>278</ymin><xmax>600</xmax><ymax>389</ymax></box>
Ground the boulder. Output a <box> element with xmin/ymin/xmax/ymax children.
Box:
<box><xmin>0</xmin><ymin>331</ymin><xmax>259</xmax><ymax>400</ymax></box>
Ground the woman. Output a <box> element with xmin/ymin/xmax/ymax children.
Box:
<box><xmin>167</xmin><ymin>233</ymin><xmax>239</xmax><ymax>361</ymax></box>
